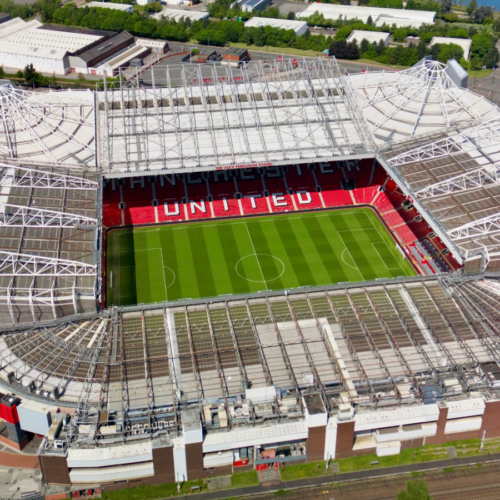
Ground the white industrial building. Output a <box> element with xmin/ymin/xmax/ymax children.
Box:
<box><xmin>0</xmin><ymin>17</ymin><xmax>139</xmax><ymax>75</ymax></box>
<box><xmin>82</xmin><ymin>1</ymin><xmax>133</xmax><ymax>12</ymax></box>
<box><xmin>297</xmin><ymin>3</ymin><xmax>436</xmax><ymax>28</ymax></box>
<box><xmin>153</xmin><ymin>7</ymin><xmax>209</xmax><ymax>21</ymax></box>
<box><xmin>430</xmin><ymin>36</ymin><xmax>472</xmax><ymax>60</ymax></box>
<box><xmin>347</xmin><ymin>30</ymin><xmax>391</xmax><ymax>47</ymax></box>
<box><xmin>0</xmin><ymin>18</ymin><xmax>107</xmax><ymax>74</ymax></box>
<box><xmin>244</xmin><ymin>17</ymin><xmax>308</xmax><ymax>36</ymax></box>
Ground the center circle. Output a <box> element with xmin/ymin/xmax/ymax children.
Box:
<box><xmin>235</xmin><ymin>254</ymin><xmax>285</xmax><ymax>283</ymax></box>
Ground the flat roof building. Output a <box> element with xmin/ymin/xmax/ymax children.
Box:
<box><xmin>245</xmin><ymin>17</ymin><xmax>308</xmax><ymax>36</ymax></box>
<box><xmin>240</xmin><ymin>0</ymin><xmax>271</xmax><ymax>12</ymax></box>
<box><xmin>69</xmin><ymin>31</ymin><xmax>134</xmax><ymax>74</ymax></box>
<box><xmin>297</xmin><ymin>3</ymin><xmax>435</xmax><ymax>28</ymax></box>
<box><xmin>153</xmin><ymin>8</ymin><xmax>209</xmax><ymax>21</ymax></box>
<box><xmin>82</xmin><ymin>1</ymin><xmax>133</xmax><ymax>13</ymax></box>
<box><xmin>0</xmin><ymin>12</ymin><xmax>11</xmax><ymax>24</ymax></box>
<box><xmin>430</xmin><ymin>36</ymin><xmax>472</xmax><ymax>60</ymax></box>
<box><xmin>347</xmin><ymin>30</ymin><xmax>391</xmax><ymax>46</ymax></box>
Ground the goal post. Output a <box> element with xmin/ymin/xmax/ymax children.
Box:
<box><xmin>396</xmin><ymin>244</ymin><xmax>406</xmax><ymax>259</ymax></box>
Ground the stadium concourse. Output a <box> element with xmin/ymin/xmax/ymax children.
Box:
<box><xmin>0</xmin><ymin>56</ymin><xmax>499</xmax><ymax>495</ymax></box>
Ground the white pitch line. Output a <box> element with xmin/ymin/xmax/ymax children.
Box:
<box><xmin>245</xmin><ymin>222</ymin><xmax>268</xmax><ymax>291</ymax></box>
<box><xmin>337</xmin><ymin>231</ymin><xmax>365</xmax><ymax>281</ymax></box>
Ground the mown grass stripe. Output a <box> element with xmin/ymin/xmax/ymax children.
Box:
<box><xmin>187</xmin><ymin>226</ymin><xmax>218</xmax><ymax>299</ymax></box>
<box><xmin>214</xmin><ymin>223</ymin><xmax>252</xmax><ymax>296</ymax></box>
<box><xmin>300</xmin><ymin>215</ymin><xmax>349</xmax><ymax>284</ymax></box>
<box><xmin>248</xmin><ymin>220</ymin><xmax>287</xmax><ymax>291</ymax></box>
<box><xmin>272</xmin><ymin>217</ymin><xmax>316</xmax><ymax>288</ymax></box>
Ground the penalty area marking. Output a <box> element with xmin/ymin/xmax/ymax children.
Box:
<box><xmin>235</xmin><ymin>254</ymin><xmax>286</xmax><ymax>283</ymax></box>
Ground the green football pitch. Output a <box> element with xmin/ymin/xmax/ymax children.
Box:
<box><xmin>105</xmin><ymin>208</ymin><xmax>417</xmax><ymax>307</ymax></box>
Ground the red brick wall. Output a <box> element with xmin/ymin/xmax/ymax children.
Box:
<box><xmin>481</xmin><ymin>401</ymin><xmax>500</xmax><ymax>438</ymax></box>
<box><xmin>426</xmin><ymin>405</ymin><xmax>448</xmax><ymax>446</ymax></box>
<box><xmin>335</xmin><ymin>421</ymin><xmax>355</xmax><ymax>458</ymax></box>
<box><xmin>306</xmin><ymin>426</ymin><xmax>326</xmax><ymax>462</ymax></box>
<box><xmin>186</xmin><ymin>442</ymin><xmax>205</xmax><ymax>480</ymax></box>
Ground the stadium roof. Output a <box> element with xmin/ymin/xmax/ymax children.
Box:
<box><xmin>379</xmin><ymin>117</ymin><xmax>500</xmax><ymax>261</ymax></box>
<box><xmin>350</xmin><ymin>60</ymin><xmax>500</xmax><ymax>145</ymax></box>
<box><xmin>0</xmin><ymin>86</ymin><xmax>96</xmax><ymax>168</ymax></box>
<box><xmin>97</xmin><ymin>58</ymin><xmax>375</xmax><ymax>175</ymax></box>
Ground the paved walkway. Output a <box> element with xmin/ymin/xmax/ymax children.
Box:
<box><xmin>174</xmin><ymin>452</ymin><xmax>500</xmax><ymax>500</ymax></box>
<box><xmin>0</xmin><ymin>449</ymin><xmax>39</xmax><ymax>469</ymax></box>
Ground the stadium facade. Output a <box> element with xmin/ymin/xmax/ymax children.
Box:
<box><xmin>0</xmin><ymin>57</ymin><xmax>500</xmax><ymax>492</ymax></box>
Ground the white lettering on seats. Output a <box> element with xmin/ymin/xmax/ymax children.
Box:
<box><xmin>191</xmin><ymin>200</ymin><xmax>206</xmax><ymax>214</ymax></box>
<box><xmin>245</xmin><ymin>194</ymin><xmax>261</xmax><ymax>209</ymax></box>
<box><xmin>165</xmin><ymin>202</ymin><xmax>180</xmax><ymax>216</ymax></box>
<box><xmin>223</xmin><ymin>198</ymin><xmax>229</xmax><ymax>211</ymax></box>
<box><xmin>297</xmin><ymin>191</ymin><xmax>312</xmax><ymax>204</ymax></box>
<box><xmin>272</xmin><ymin>194</ymin><xmax>288</xmax><ymax>207</ymax></box>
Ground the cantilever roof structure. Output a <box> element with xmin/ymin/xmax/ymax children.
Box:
<box><xmin>0</xmin><ymin>87</ymin><xmax>96</xmax><ymax>167</ymax></box>
<box><xmin>97</xmin><ymin>58</ymin><xmax>375</xmax><ymax>175</ymax></box>
<box><xmin>350</xmin><ymin>60</ymin><xmax>500</xmax><ymax>145</ymax></box>
<box><xmin>379</xmin><ymin>117</ymin><xmax>500</xmax><ymax>261</ymax></box>
<box><xmin>0</xmin><ymin>163</ymin><xmax>100</xmax><ymax>325</ymax></box>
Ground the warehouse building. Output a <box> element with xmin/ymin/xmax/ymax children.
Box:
<box><xmin>69</xmin><ymin>31</ymin><xmax>134</xmax><ymax>74</ymax></box>
<box><xmin>81</xmin><ymin>1</ymin><xmax>133</xmax><ymax>13</ymax></box>
<box><xmin>231</xmin><ymin>0</ymin><xmax>271</xmax><ymax>13</ymax></box>
<box><xmin>153</xmin><ymin>8</ymin><xmax>209</xmax><ymax>21</ymax></box>
<box><xmin>0</xmin><ymin>17</ymin><xmax>137</xmax><ymax>75</ymax></box>
<box><xmin>430</xmin><ymin>36</ymin><xmax>472</xmax><ymax>60</ymax></box>
<box><xmin>297</xmin><ymin>4</ymin><xmax>435</xmax><ymax>28</ymax></box>
<box><xmin>347</xmin><ymin>30</ymin><xmax>391</xmax><ymax>47</ymax></box>
<box><xmin>245</xmin><ymin>17</ymin><xmax>308</xmax><ymax>36</ymax></box>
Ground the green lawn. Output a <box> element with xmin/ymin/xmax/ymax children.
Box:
<box><xmin>106</xmin><ymin>208</ymin><xmax>416</xmax><ymax>307</ymax></box>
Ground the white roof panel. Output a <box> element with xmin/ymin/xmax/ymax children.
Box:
<box><xmin>203</xmin><ymin>421</ymin><xmax>308</xmax><ymax>452</ymax></box>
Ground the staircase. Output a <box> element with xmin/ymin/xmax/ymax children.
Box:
<box><xmin>259</xmin><ymin>466</ymin><xmax>280</xmax><ymax>485</ymax></box>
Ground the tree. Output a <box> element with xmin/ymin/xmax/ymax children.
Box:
<box><xmin>287</xmin><ymin>11</ymin><xmax>296</xmax><ymax>20</ymax></box>
<box><xmin>23</xmin><ymin>64</ymin><xmax>42</xmax><ymax>87</ymax></box>
<box><xmin>472</xmin><ymin>5</ymin><xmax>493</xmax><ymax>23</ymax></box>
<box><xmin>417</xmin><ymin>39</ymin><xmax>428</xmax><ymax>59</ymax></box>
<box><xmin>482</xmin><ymin>47</ymin><xmax>498</xmax><ymax>68</ymax></box>
<box><xmin>468</xmin><ymin>25</ymin><xmax>478</xmax><ymax>37</ymax></box>
<box><xmin>358</xmin><ymin>0</ymin><xmax>370</xmax><ymax>5</ymax></box>
<box><xmin>360</xmin><ymin>37</ymin><xmax>370</xmax><ymax>53</ymax></box>
<box><xmin>0</xmin><ymin>66</ymin><xmax>4</xmax><ymax>79</ymax></box>
<box><xmin>440</xmin><ymin>0</ymin><xmax>452</xmax><ymax>14</ymax></box>
<box><xmin>397</xmin><ymin>480</ymin><xmax>432</xmax><ymax>500</ymax></box>
<box><xmin>466</xmin><ymin>0</ymin><xmax>477</xmax><ymax>15</ymax></box>
<box><xmin>50</xmin><ymin>73</ymin><xmax>57</xmax><ymax>88</ymax></box>
<box><xmin>367</xmin><ymin>15</ymin><xmax>374</xmax><ymax>25</ymax></box>
<box><xmin>494</xmin><ymin>17</ymin><xmax>500</xmax><ymax>35</ymax></box>
<box><xmin>377</xmin><ymin>39</ymin><xmax>386</xmax><ymax>55</ymax></box>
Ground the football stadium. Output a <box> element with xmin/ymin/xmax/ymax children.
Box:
<box><xmin>0</xmin><ymin>56</ymin><xmax>500</xmax><ymax>494</ymax></box>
